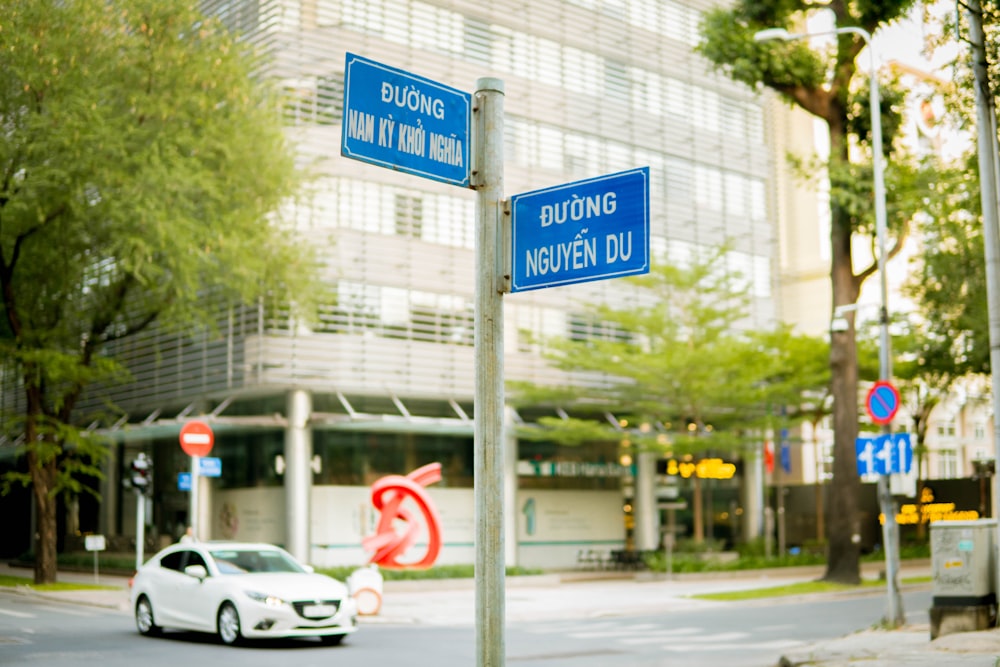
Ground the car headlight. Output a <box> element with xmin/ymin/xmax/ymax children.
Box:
<box><xmin>244</xmin><ymin>591</ymin><xmax>286</xmax><ymax>607</ymax></box>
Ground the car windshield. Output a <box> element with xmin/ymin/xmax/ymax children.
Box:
<box><xmin>208</xmin><ymin>548</ymin><xmax>307</xmax><ymax>575</ymax></box>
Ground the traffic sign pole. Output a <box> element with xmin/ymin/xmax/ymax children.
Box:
<box><xmin>179</xmin><ymin>421</ymin><xmax>214</xmax><ymax>541</ymax></box>
<box><xmin>135</xmin><ymin>490</ymin><xmax>145</xmax><ymax>571</ymax></box>
<box><xmin>190</xmin><ymin>455</ymin><xmax>201</xmax><ymax>541</ymax></box>
<box><xmin>472</xmin><ymin>76</ymin><xmax>505</xmax><ymax>667</ymax></box>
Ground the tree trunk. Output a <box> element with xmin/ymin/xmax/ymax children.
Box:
<box><xmin>29</xmin><ymin>448</ymin><xmax>59</xmax><ymax>585</ymax></box>
<box><xmin>692</xmin><ymin>475</ymin><xmax>704</xmax><ymax>544</ymax></box>
<box><xmin>823</xmin><ymin>202</ymin><xmax>862</xmax><ymax>585</ymax></box>
<box><xmin>914</xmin><ymin>413</ymin><xmax>930</xmax><ymax>540</ymax></box>
<box><xmin>812</xmin><ymin>415</ymin><xmax>825</xmax><ymax>543</ymax></box>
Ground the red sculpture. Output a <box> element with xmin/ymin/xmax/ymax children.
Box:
<box><xmin>363</xmin><ymin>462</ymin><xmax>443</xmax><ymax>569</ymax></box>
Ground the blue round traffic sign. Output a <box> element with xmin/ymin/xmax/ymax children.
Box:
<box><xmin>866</xmin><ymin>380</ymin><xmax>900</xmax><ymax>425</ymax></box>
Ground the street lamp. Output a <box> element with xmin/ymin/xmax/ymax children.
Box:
<box><xmin>754</xmin><ymin>25</ymin><xmax>904</xmax><ymax>626</ymax></box>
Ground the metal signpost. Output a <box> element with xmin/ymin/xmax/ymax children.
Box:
<box><xmin>472</xmin><ymin>77</ymin><xmax>505</xmax><ymax>667</ymax></box>
<box><xmin>130</xmin><ymin>453</ymin><xmax>151</xmax><ymax>569</ymax></box>
<box><xmin>510</xmin><ymin>167</ymin><xmax>650</xmax><ymax>292</ymax></box>
<box><xmin>341</xmin><ymin>56</ymin><xmax>650</xmax><ymax>667</ymax></box>
<box><xmin>84</xmin><ymin>534</ymin><xmax>106</xmax><ymax>584</ymax></box>
<box><xmin>179</xmin><ymin>420</ymin><xmax>214</xmax><ymax>542</ymax></box>
<box><xmin>342</xmin><ymin>53</ymin><xmax>471</xmax><ymax>187</ymax></box>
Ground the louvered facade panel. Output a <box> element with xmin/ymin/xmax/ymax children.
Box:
<box><xmin>243</xmin><ymin>334</ymin><xmax>476</xmax><ymax>399</ymax></box>
<box><xmin>4</xmin><ymin>0</ymin><xmax>789</xmax><ymax>428</ymax></box>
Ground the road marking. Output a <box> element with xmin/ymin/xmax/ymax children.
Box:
<box><xmin>0</xmin><ymin>607</ymin><xmax>35</xmax><ymax>618</ymax></box>
<box><xmin>622</xmin><ymin>631</ymin><xmax>750</xmax><ymax>645</ymax></box>
<box><xmin>529</xmin><ymin>618</ymin><xmax>808</xmax><ymax>654</ymax></box>
<box><xmin>34</xmin><ymin>604</ymin><xmax>96</xmax><ymax>617</ymax></box>
<box><xmin>567</xmin><ymin>622</ymin><xmax>661</xmax><ymax>638</ymax></box>
<box><xmin>755</xmin><ymin>623</ymin><xmax>797</xmax><ymax>632</ymax></box>
<box><xmin>659</xmin><ymin>639</ymin><xmax>806</xmax><ymax>652</ymax></box>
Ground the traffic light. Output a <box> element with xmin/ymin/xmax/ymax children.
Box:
<box><xmin>130</xmin><ymin>453</ymin><xmax>152</xmax><ymax>495</ymax></box>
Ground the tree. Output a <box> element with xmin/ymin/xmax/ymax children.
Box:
<box><xmin>699</xmin><ymin>1</ymin><xmax>919</xmax><ymax>583</ymax></box>
<box><xmin>511</xmin><ymin>248</ymin><xmax>829</xmax><ymax>544</ymax></box>
<box><xmin>0</xmin><ymin>0</ymin><xmax>315</xmax><ymax>583</ymax></box>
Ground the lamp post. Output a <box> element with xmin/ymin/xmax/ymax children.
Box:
<box><xmin>754</xmin><ymin>26</ymin><xmax>904</xmax><ymax>626</ymax></box>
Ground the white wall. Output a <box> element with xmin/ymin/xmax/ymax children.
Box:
<box><xmin>212</xmin><ymin>485</ymin><xmax>625</xmax><ymax>570</ymax></box>
<box><xmin>516</xmin><ymin>489</ymin><xmax>626</xmax><ymax>569</ymax></box>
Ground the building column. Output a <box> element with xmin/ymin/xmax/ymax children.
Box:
<box><xmin>196</xmin><ymin>473</ymin><xmax>212</xmax><ymax>541</ymax></box>
<box><xmin>285</xmin><ymin>388</ymin><xmax>313</xmax><ymax>562</ymax></box>
<box><xmin>634</xmin><ymin>451</ymin><xmax>658</xmax><ymax>551</ymax></box>
<box><xmin>742</xmin><ymin>444</ymin><xmax>765</xmax><ymax>542</ymax></box>
<box><xmin>504</xmin><ymin>406</ymin><xmax>519</xmax><ymax>567</ymax></box>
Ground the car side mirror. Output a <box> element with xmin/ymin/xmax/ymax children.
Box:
<box><xmin>184</xmin><ymin>564</ymin><xmax>208</xmax><ymax>580</ymax></box>
<box><xmin>302</xmin><ymin>564</ymin><xmax>315</xmax><ymax>573</ymax></box>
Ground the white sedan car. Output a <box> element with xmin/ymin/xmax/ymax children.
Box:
<box><xmin>130</xmin><ymin>541</ymin><xmax>358</xmax><ymax>646</ymax></box>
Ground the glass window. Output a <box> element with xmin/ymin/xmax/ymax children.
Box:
<box><xmin>605</xmin><ymin>59</ymin><xmax>630</xmax><ymax>102</ymax></box>
<box><xmin>216</xmin><ymin>430</ymin><xmax>285</xmax><ymax>489</ymax></box>
<box><xmin>724</xmin><ymin>172</ymin><xmax>746</xmax><ymax>217</ymax></box>
<box><xmin>394</xmin><ymin>194</ymin><xmax>424</xmax><ymax>237</ymax></box>
<box><xmin>313</xmin><ymin>431</ymin><xmax>474</xmax><ymax>488</ymax></box>
<box><xmin>209</xmin><ymin>548</ymin><xmax>305</xmax><ymax>574</ymax></box>
<box><xmin>749</xmin><ymin>180</ymin><xmax>767</xmax><ymax>221</ymax></box>
<box><xmin>518</xmin><ymin>438</ymin><xmax>622</xmax><ymax>490</ymax></box>
<box><xmin>664</xmin><ymin>157</ymin><xmax>693</xmax><ymax>202</ymax></box>
<box><xmin>691</xmin><ymin>88</ymin><xmax>720</xmax><ymax>133</ymax></box>
<box><xmin>383</xmin><ymin>0</ymin><xmax>409</xmax><ymax>44</ymax></box>
<box><xmin>938</xmin><ymin>449</ymin><xmax>957</xmax><ymax>478</ymax></box>
<box><xmin>160</xmin><ymin>551</ymin><xmax>185</xmax><ymax>572</ymax></box>
<box><xmin>695</xmin><ymin>166</ymin><xmax>723</xmax><ymax>211</ymax></box>
<box><xmin>464</xmin><ymin>18</ymin><xmax>492</xmax><ymax>65</ymax></box>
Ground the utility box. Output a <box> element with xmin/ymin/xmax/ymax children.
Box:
<box><xmin>930</xmin><ymin>519</ymin><xmax>997</xmax><ymax>639</ymax></box>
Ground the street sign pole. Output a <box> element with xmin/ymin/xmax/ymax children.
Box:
<box><xmin>179</xmin><ymin>421</ymin><xmax>214</xmax><ymax>542</ymax></box>
<box><xmin>472</xmin><ymin>76</ymin><xmax>505</xmax><ymax>667</ymax></box>
<box><xmin>190</xmin><ymin>455</ymin><xmax>201</xmax><ymax>541</ymax></box>
<box><xmin>136</xmin><ymin>492</ymin><xmax>145</xmax><ymax>571</ymax></box>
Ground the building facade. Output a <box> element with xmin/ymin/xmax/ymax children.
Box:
<box><xmin>6</xmin><ymin>0</ymin><xmax>818</xmax><ymax>567</ymax></box>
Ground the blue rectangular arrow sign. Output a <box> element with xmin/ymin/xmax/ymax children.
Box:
<box><xmin>888</xmin><ymin>432</ymin><xmax>913</xmax><ymax>474</ymax></box>
<box><xmin>856</xmin><ymin>433</ymin><xmax>913</xmax><ymax>476</ymax></box>
<box><xmin>856</xmin><ymin>436</ymin><xmax>881</xmax><ymax>476</ymax></box>
<box><xmin>510</xmin><ymin>167</ymin><xmax>650</xmax><ymax>292</ymax></box>
<box><xmin>342</xmin><ymin>53</ymin><xmax>471</xmax><ymax>187</ymax></box>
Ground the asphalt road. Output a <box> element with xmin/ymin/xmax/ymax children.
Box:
<box><xmin>0</xmin><ymin>587</ymin><xmax>932</xmax><ymax>667</ymax></box>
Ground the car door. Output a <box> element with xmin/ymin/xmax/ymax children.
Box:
<box><xmin>168</xmin><ymin>550</ymin><xmax>217</xmax><ymax>632</ymax></box>
<box><xmin>151</xmin><ymin>550</ymin><xmax>190</xmax><ymax>627</ymax></box>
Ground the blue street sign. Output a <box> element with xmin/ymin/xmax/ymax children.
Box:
<box><xmin>510</xmin><ymin>167</ymin><xmax>650</xmax><ymax>292</ymax></box>
<box><xmin>178</xmin><ymin>472</ymin><xmax>191</xmax><ymax>491</ymax></box>
<box><xmin>779</xmin><ymin>429</ymin><xmax>791</xmax><ymax>473</ymax></box>
<box><xmin>199</xmin><ymin>457</ymin><xmax>222</xmax><ymax>478</ymax></box>
<box><xmin>342</xmin><ymin>53</ymin><xmax>471</xmax><ymax>187</ymax></box>
<box><xmin>856</xmin><ymin>433</ymin><xmax>912</xmax><ymax>476</ymax></box>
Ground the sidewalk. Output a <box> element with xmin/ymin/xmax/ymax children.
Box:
<box><xmin>4</xmin><ymin>561</ymin><xmax>1000</xmax><ymax>665</ymax></box>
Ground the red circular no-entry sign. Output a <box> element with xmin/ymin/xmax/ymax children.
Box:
<box><xmin>179</xmin><ymin>420</ymin><xmax>214</xmax><ymax>457</ymax></box>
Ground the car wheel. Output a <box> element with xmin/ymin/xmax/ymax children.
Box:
<box><xmin>320</xmin><ymin>633</ymin><xmax>345</xmax><ymax>646</ymax></box>
<box><xmin>217</xmin><ymin>602</ymin><xmax>243</xmax><ymax>646</ymax></box>
<box><xmin>135</xmin><ymin>596</ymin><xmax>161</xmax><ymax>636</ymax></box>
